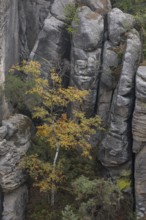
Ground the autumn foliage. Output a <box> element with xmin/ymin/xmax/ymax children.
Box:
<box><xmin>11</xmin><ymin>61</ymin><xmax>101</xmax><ymax>204</ymax></box>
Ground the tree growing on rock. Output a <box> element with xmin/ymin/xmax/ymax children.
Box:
<box><xmin>13</xmin><ymin>61</ymin><xmax>102</xmax><ymax>206</ymax></box>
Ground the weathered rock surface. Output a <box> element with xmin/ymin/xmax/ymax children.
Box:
<box><xmin>1</xmin><ymin>0</ymin><xmax>146</xmax><ymax>219</ymax></box>
<box><xmin>80</xmin><ymin>0</ymin><xmax>111</xmax><ymax>12</ymax></box>
<box><xmin>108</xmin><ymin>8</ymin><xmax>134</xmax><ymax>46</ymax></box>
<box><xmin>51</xmin><ymin>0</ymin><xmax>75</xmax><ymax>21</ymax></box>
<box><xmin>30</xmin><ymin>14</ymin><xmax>69</xmax><ymax>74</ymax></box>
<box><xmin>20</xmin><ymin>0</ymin><xmax>51</xmax><ymax>54</ymax></box>
<box><xmin>2</xmin><ymin>186</ymin><xmax>28</xmax><ymax>220</ymax></box>
<box><xmin>99</xmin><ymin>29</ymin><xmax>141</xmax><ymax>168</ymax></box>
<box><xmin>94</xmin><ymin>10</ymin><xmax>142</xmax><ymax>194</ymax></box>
<box><xmin>0</xmin><ymin>114</ymin><xmax>32</xmax><ymax>220</ymax></box>
<box><xmin>71</xmin><ymin>6</ymin><xmax>104</xmax><ymax>116</ymax></box>
<box><xmin>0</xmin><ymin>0</ymin><xmax>19</xmax><ymax>76</ymax></box>
<box><xmin>132</xmin><ymin>66</ymin><xmax>146</xmax><ymax>219</ymax></box>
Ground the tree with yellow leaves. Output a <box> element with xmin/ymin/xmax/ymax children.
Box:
<box><xmin>10</xmin><ymin>61</ymin><xmax>101</xmax><ymax>206</ymax></box>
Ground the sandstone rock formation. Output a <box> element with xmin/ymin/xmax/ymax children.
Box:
<box><xmin>132</xmin><ymin>66</ymin><xmax>146</xmax><ymax>219</ymax></box>
<box><xmin>0</xmin><ymin>114</ymin><xmax>32</xmax><ymax>220</ymax></box>
<box><xmin>71</xmin><ymin>5</ymin><xmax>104</xmax><ymax>116</ymax></box>
<box><xmin>0</xmin><ymin>0</ymin><xmax>146</xmax><ymax>219</ymax></box>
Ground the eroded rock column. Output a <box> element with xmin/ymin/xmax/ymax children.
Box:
<box><xmin>0</xmin><ymin>0</ymin><xmax>19</xmax><ymax>75</ymax></box>
<box><xmin>0</xmin><ymin>0</ymin><xmax>20</xmax><ymax>122</ymax></box>
<box><xmin>71</xmin><ymin>2</ymin><xmax>110</xmax><ymax>117</ymax></box>
<box><xmin>132</xmin><ymin>66</ymin><xmax>146</xmax><ymax>219</ymax></box>
<box><xmin>98</xmin><ymin>8</ymin><xmax>141</xmax><ymax>184</ymax></box>
<box><xmin>29</xmin><ymin>0</ymin><xmax>73</xmax><ymax>75</ymax></box>
<box><xmin>0</xmin><ymin>114</ymin><xmax>32</xmax><ymax>220</ymax></box>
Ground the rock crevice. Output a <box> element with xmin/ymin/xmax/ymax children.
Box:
<box><xmin>0</xmin><ymin>0</ymin><xmax>145</xmax><ymax>219</ymax></box>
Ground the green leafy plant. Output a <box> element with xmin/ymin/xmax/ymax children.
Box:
<box><xmin>70</xmin><ymin>176</ymin><xmax>123</xmax><ymax>220</ymax></box>
<box><xmin>64</xmin><ymin>3</ymin><xmax>79</xmax><ymax>34</ymax></box>
<box><xmin>116</xmin><ymin>170</ymin><xmax>131</xmax><ymax>191</ymax></box>
<box><xmin>117</xmin><ymin>179</ymin><xmax>131</xmax><ymax>191</ymax></box>
<box><xmin>62</xmin><ymin>205</ymin><xmax>79</xmax><ymax>220</ymax></box>
<box><xmin>4</xmin><ymin>64</ymin><xmax>40</xmax><ymax>113</ymax></box>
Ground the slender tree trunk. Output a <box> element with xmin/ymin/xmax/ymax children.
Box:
<box><xmin>50</xmin><ymin>145</ymin><xmax>60</xmax><ymax>206</ymax></box>
<box><xmin>50</xmin><ymin>86</ymin><xmax>60</xmax><ymax>206</ymax></box>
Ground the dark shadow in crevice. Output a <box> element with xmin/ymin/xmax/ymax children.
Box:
<box><xmin>94</xmin><ymin>13</ymin><xmax>108</xmax><ymax>114</ymax></box>
<box><xmin>0</xmin><ymin>187</ymin><xmax>4</xmax><ymax>220</ymax></box>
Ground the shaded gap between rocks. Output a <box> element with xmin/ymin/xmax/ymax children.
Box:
<box><xmin>128</xmin><ymin>108</ymin><xmax>136</xmax><ymax>213</ymax></box>
<box><xmin>94</xmin><ymin>13</ymin><xmax>108</xmax><ymax>114</ymax></box>
<box><xmin>0</xmin><ymin>187</ymin><xmax>4</xmax><ymax>220</ymax></box>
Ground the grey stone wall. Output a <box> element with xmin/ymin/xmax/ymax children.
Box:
<box><xmin>0</xmin><ymin>114</ymin><xmax>32</xmax><ymax>220</ymax></box>
<box><xmin>0</xmin><ymin>0</ymin><xmax>146</xmax><ymax>219</ymax></box>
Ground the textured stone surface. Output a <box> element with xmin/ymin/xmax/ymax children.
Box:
<box><xmin>0</xmin><ymin>0</ymin><xmax>19</xmax><ymax>75</ymax></box>
<box><xmin>99</xmin><ymin>29</ymin><xmax>141</xmax><ymax>168</ymax></box>
<box><xmin>108</xmin><ymin>8</ymin><xmax>134</xmax><ymax>46</ymax></box>
<box><xmin>97</xmin><ymin>6</ymin><xmax>141</xmax><ymax>181</ymax></box>
<box><xmin>0</xmin><ymin>114</ymin><xmax>32</xmax><ymax>220</ymax></box>
<box><xmin>0</xmin><ymin>114</ymin><xmax>32</xmax><ymax>192</ymax></box>
<box><xmin>71</xmin><ymin>6</ymin><xmax>104</xmax><ymax>117</ymax></box>
<box><xmin>21</xmin><ymin>0</ymin><xmax>51</xmax><ymax>53</ymax></box>
<box><xmin>97</xmin><ymin>41</ymin><xmax>120</xmax><ymax>126</ymax></box>
<box><xmin>80</xmin><ymin>0</ymin><xmax>111</xmax><ymax>12</ymax></box>
<box><xmin>72</xmin><ymin>6</ymin><xmax>104</xmax><ymax>51</ymax></box>
<box><xmin>0</xmin><ymin>0</ymin><xmax>20</xmax><ymax>122</ymax></box>
<box><xmin>132</xmin><ymin>66</ymin><xmax>146</xmax><ymax>219</ymax></box>
<box><xmin>30</xmin><ymin>14</ymin><xmax>69</xmax><ymax>75</ymax></box>
<box><xmin>51</xmin><ymin>0</ymin><xmax>75</xmax><ymax>22</ymax></box>
<box><xmin>2</xmin><ymin>185</ymin><xmax>28</xmax><ymax>220</ymax></box>
<box><xmin>0</xmin><ymin>0</ymin><xmax>146</xmax><ymax>218</ymax></box>
<box><xmin>133</xmin><ymin>66</ymin><xmax>146</xmax><ymax>148</ymax></box>
<box><xmin>135</xmin><ymin>147</ymin><xmax>146</xmax><ymax>219</ymax></box>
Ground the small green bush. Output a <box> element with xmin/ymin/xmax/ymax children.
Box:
<box><xmin>64</xmin><ymin>3</ymin><xmax>79</xmax><ymax>34</ymax></box>
<box><xmin>4</xmin><ymin>71</ymin><xmax>39</xmax><ymax>113</ymax></box>
<box><xmin>62</xmin><ymin>205</ymin><xmax>79</xmax><ymax>220</ymax></box>
<box><xmin>71</xmin><ymin>176</ymin><xmax>123</xmax><ymax>220</ymax></box>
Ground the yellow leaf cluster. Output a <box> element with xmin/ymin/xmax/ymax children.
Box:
<box><xmin>36</xmin><ymin>111</ymin><xmax>101</xmax><ymax>158</ymax></box>
<box><xmin>20</xmin><ymin>154</ymin><xmax>64</xmax><ymax>192</ymax></box>
<box><xmin>13</xmin><ymin>61</ymin><xmax>102</xmax><ymax>158</ymax></box>
<box><xmin>10</xmin><ymin>61</ymin><xmax>41</xmax><ymax>76</ymax></box>
<box><xmin>16</xmin><ymin>61</ymin><xmax>102</xmax><ymax>194</ymax></box>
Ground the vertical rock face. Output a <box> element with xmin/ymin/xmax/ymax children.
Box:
<box><xmin>0</xmin><ymin>0</ymin><xmax>20</xmax><ymax>122</ymax></box>
<box><xmin>29</xmin><ymin>0</ymin><xmax>72</xmax><ymax>75</ymax></box>
<box><xmin>1</xmin><ymin>0</ymin><xmax>146</xmax><ymax>219</ymax></box>
<box><xmin>95</xmin><ymin>13</ymin><xmax>141</xmax><ymax>205</ymax></box>
<box><xmin>71</xmin><ymin>6</ymin><xmax>104</xmax><ymax>116</ymax></box>
<box><xmin>132</xmin><ymin>66</ymin><xmax>146</xmax><ymax>219</ymax></box>
<box><xmin>2</xmin><ymin>186</ymin><xmax>28</xmax><ymax>220</ymax></box>
<box><xmin>97</xmin><ymin>8</ymin><xmax>135</xmax><ymax>126</ymax></box>
<box><xmin>99</xmin><ymin>28</ymin><xmax>141</xmax><ymax>169</ymax></box>
<box><xmin>20</xmin><ymin>0</ymin><xmax>51</xmax><ymax>57</ymax></box>
<box><xmin>0</xmin><ymin>0</ymin><xmax>19</xmax><ymax>76</ymax></box>
<box><xmin>0</xmin><ymin>114</ymin><xmax>32</xmax><ymax>220</ymax></box>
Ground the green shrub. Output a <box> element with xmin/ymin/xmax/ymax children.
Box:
<box><xmin>71</xmin><ymin>176</ymin><xmax>123</xmax><ymax>220</ymax></box>
<box><xmin>62</xmin><ymin>205</ymin><xmax>79</xmax><ymax>220</ymax></box>
<box><xmin>64</xmin><ymin>3</ymin><xmax>79</xmax><ymax>34</ymax></box>
<box><xmin>5</xmin><ymin>73</ymin><xmax>39</xmax><ymax>113</ymax></box>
